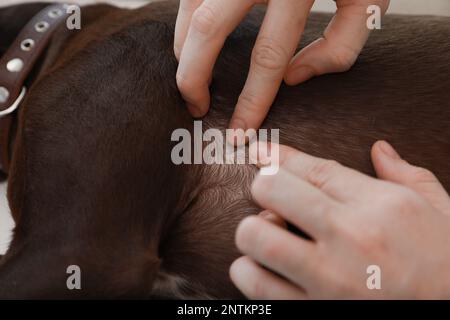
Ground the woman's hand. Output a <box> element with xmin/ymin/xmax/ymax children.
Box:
<box><xmin>174</xmin><ymin>0</ymin><xmax>390</xmax><ymax>135</ymax></box>
<box><xmin>230</xmin><ymin>141</ymin><xmax>450</xmax><ymax>299</ymax></box>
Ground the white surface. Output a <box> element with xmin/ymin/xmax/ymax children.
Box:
<box><xmin>0</xmin><ymin>183</ymin><xmax>13</xmax><ymax>255</ymax></box>
<box><xmin>312</xmin><ymin>0</ymin><xmax>450</xmax><ymax>16</ymax></box>
<box><xmin>0</xmin><ymin>0</ymin><xmax>449</xmax><ymax>255</ymax></box>
<box><xmin>1</xmin><ymin>0</ymin><xmax>151</xmax><ymax>8</ymax></box>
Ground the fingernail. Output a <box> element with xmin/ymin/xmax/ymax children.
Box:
<box><xmin>379</xmin><ymin>141</ymin><xmax>401</xmax><ymax>159</ymax></box>
<box><xmin>228</xmin><ymin>118</ymin><xmax>247</xmax><ymax>146</ymax></box>
<box><xmin>248</xmin><ymin>142</ymin><xmax>258</xmax><ymax>163</ymax></box>
<box><xmin>258</xmin><ymin>211</ymin><xmax>287</xmax><ymax>228</ymax></box>
<box><xmin>258</xmin><ymin>210</ymin><xmax>273</xmax><ymax>219</ymax></box>
<box><xmin>249</xmin><ymin>141</ymin><xmax>271</xmax><ymax>166</ymax></box>
<box><xmin>259</xmin><ymin>210</ymin><xmax>277</xmax><ymax>223</ymax></box>
<box><xmin>285</xmin><ymin>65</ymin><xmax>315</xmax><ymax>85</ymax></box>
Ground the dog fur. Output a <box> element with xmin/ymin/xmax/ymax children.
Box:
<box><xmin>0</xmin><ymin>0</ymin><xmax>448</xmax><ymax>298</ymax></box>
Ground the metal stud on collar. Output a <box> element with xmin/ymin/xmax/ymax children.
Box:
<box><xmin>6</xmin><ymin>58</ymin><xmax>24</xmax><ymax>72</ymax></box>
<box><xmin>35</xmin><ymin>21</ymin><xmax>50</xmax><ymax>33</ymax></box>
<box><xmin>20</xmin><ymin>39</ymin><xmax>35</xmax><ymax>51</ymax></box>
<box><xmin>0</xmin><ymin>87</ymin><xmax>9</xmax><ymax>104</ymax></box>
<box><xmin>48</xmin><ymin>8</ymin><xmax>63</xmax><ymax>18</ymax></box>
<box><xmin>0</xmin><ymin>4</ymin><xmax>70</xmax><ymax>120</ymax></box>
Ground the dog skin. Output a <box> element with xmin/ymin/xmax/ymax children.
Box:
<box><xmin>0</xmin><ymin>0</ymin><xmax>448</xmax><ymax>298</ymax></box>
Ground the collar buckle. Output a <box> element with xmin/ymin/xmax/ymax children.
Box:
<box><xmin>0</xmin><ymin>87</ymin><xmax>26</xmax><ymax>118</ymax></box>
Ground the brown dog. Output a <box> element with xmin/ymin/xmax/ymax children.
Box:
<box><xmin>0</xmin><ymin>0</ymin><xmax>448</xmax><ymax>299</ymax></box>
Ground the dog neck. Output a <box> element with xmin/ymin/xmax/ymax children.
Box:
<box><xmin>0</xmin><ymin>4</ymin><xmax>71</xmax><ymax>174</ymax></box>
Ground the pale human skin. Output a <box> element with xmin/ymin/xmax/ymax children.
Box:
<box><xmin>229</xmin><ymin>141</ymin><xmax>450</xmax><ymax>299</ymax></box>
<box><xmin>174</xmin><ymin>0</ymin><xmax>390</xmax><ymax>141</ymax></box>
<box><xmin>173</xmin><ymin>0</ymin><xmax>450</xmax><ymax>299</ymax></box>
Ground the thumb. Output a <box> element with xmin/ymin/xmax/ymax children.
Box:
<box><xmin>284</xmin><ymin>0</ymin><xmax>391</xmax><ymax>85</ymax></box>
<box><xmin>284</xmin><ymin>0</ymin><xmax>373</xmax><ymax>85</ymax></box>
<box><xmin>284</xmin><ymin>37</ymin><xmax>358</xmax><ymax>85</ymax></box>
<box><xmin>372</xmin><ymin>140</ymin><xmax>450</xmax><ymax>215</ymax></box>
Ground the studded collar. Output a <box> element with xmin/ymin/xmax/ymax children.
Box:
<box><xmin>0</xmin><ymin>3</ymin><xmax>70</xmax><ymax>173</ymax></box>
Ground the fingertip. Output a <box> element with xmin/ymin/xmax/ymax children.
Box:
<box><xmin>371</xmin><ymin>140</ymin><xmax>384</xmax><ymax>162</ymax></box>
<box><xmin>229</xmin><ymin>257</ymin><xmax>239</xmax><ymax>280</ymax></box>
<box><xmin>248</xmin><ymin>141</ymin><xmax>271</xmax><ymax>167</ymax></box>
<box><xmin>259</xmin><ymin>210</ymin><xmax>287</xmax><ymax>229</ymax></box>
<box><xmin>177</xmin><ymin>75</ymin><xmax>211</xmax><ymax>117</ymax></box>
<box><xmin>176</xmin><ymin>68</ymin><xmax>211</xmax><ymax>118</ymax></box>
<box><xmin>227</xmin><ymin>117</ymin><xmax>248</xmax><ymax>146</ymax></box>
<box><xmin>230</xmin><ymin>89</ymin><xmax>272</xmax><ymax>140</ymax></box>
<box><xmin>229</xmin><ymin>256</ymin><xmax>256</xmax><ymax>293</ymax></box>
<box><xmin>229</xmin><ymin>256</ymin><xmax>248</xmax><ymax>280</ymax></box>
<box><xmin>235</xmin><ymin>216</ymin><xmax>261</xmax><ymax>252</ymax></box>
<box><xmin>250</xmin><ymin>173</ymin><xmax>264</xmax><ymax>201</ymax></box>
<box><xmin>372</xmin><ymin>140</ymin><xmax>408</xmax><ymax>181</ymax></box>
<box><xmin>372</xmin><ymin>140</ymin><xmax>401</xmax><ymax>161</ymax></box>
<box><xmin>174</xmin><ymin>46</ymin><xmax>181</xmax><ymax>61</ymax></box>
<box><xmin>186</xmin><ymin>102</ymin><xmax>208</xmax><ymax>118</ymax></box>
<box><xmin>284</xmin><ymin>65</ymin><xmax>316</xmax><ymax>85</ymax></box>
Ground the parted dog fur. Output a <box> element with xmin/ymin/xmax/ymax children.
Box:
<box><xmin>0</xmin><ymin>0</ymin><xmax>448</xmax><ymax>298</ymax></box>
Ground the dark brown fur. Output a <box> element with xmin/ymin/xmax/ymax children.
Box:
<box><xmin>0</xmin><ymin>0</ymin><xmax>448</xmax><ymax>298</ymax></box>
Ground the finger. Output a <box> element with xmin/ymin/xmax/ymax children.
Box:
<box><xmin>177</xmin><ymin>0</ymin><xmax>256</xmax><ymax>117</ymax></box>
<box><xmin>285</xmin><ymin>0</ymin><xmax>389</xmax><ymax>85</ymax></box>
<box><xmin>235</xmin><ymin>216</ymin><xmax>317</xmax><ymax>289</ymax></box>
<box><xmin>258</xmin><ymin>210</ymin><xmax>287</xmax><ymax>229</ymax></box>
<box><xmin>252</xmin><ymin>168</ymin><xmax>338</xmax><ymax>237</ymax></box>
<box><xmin>250</xmin><ymin>141</ymin><xmax>378</xmax><ymax>204</ymax></box>
<box><xmin>372</xmin><ymin>140</ymin><xmax>450</xmax><ymax>215</ymax></box>
<box><xmin>174</xmin><ymin>0</ymin><xmax>204</xmax><ymax>60</ymax></box>
<box><xmin>229</xmin><ymin>0</ymin><xmax>314</xmax><ymax>137</ymax></box>
<box><xmin>230</xmin><ymin>256</ymin><xmax>307</xmax><ymax>300</ymax></box>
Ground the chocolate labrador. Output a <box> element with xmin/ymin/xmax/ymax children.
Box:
<box><xmin>0</xmin><ymin>0</ymin><xmax>448</xmax><ymax>299</ymax></box>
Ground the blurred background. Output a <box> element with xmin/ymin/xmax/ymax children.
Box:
<box><xmin>0</xmin><ymin>0</ymin><xmax>449</xmax><ymax>254</ymax></box>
